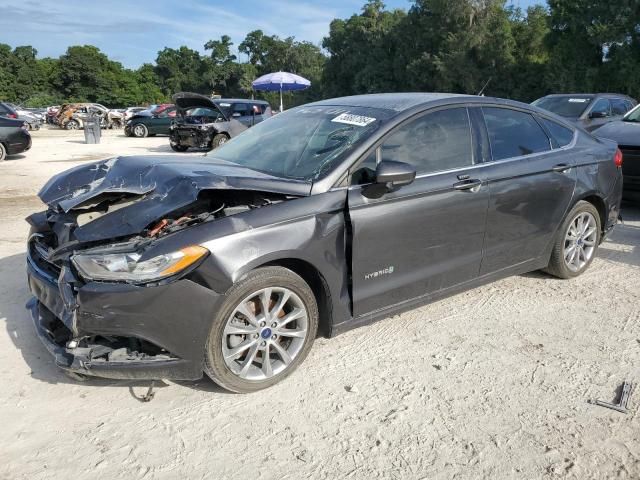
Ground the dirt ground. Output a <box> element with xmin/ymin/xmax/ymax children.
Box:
<box><xmin>1</xmin><ymin>128</ymin><xmax>639</xmax><ymax>479</ymax></box>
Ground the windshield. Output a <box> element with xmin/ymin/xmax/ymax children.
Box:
<box><xmin>210</xmin><ymin>105</ymin><xmax>392</xmax><ymax>181</ymax></box>
<box><xmin>624</xmin><ymin>104</ymin><xmax>640</xmax><ymax>122</ymax></box>
<box><xmin>532</xmin><ymin>96</ymin><xmax>593</xmax><ymax>118</ymax></box>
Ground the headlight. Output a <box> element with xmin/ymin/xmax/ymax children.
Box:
<box><xmin>72</xmin><ymin>246</ymin><xmax>208</xmax><ymax>282</ymax></box>
<box><xmin>126</xmin><ymin>120</ymin><xmax>132</xmax><ymax>125</ymax></box>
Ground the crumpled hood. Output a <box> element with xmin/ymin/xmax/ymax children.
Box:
<box><xmin>594</xmin><ymin>121</ymin><xmax>640</xmax><ymax>146</ymax></box>
<box><xmin>38</xmin><ymin>155</ymin><xmax>311</xmax><ymax>242</ymax></box>
<box><xmin>173</xmin><ymin>92</ymin><xmax>224</xmax><ymax>114</ymax></box>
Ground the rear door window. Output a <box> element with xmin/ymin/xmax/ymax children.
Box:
<box><xmin>611</xmin><ymin>98</ymin><xmax>629</xmax><ymax>115</ymax></box>
<box><xmin>539</xmin><ymin>117</ymin><xmax>574</xmax><ymax>148</ymax></box>
<box><xmin>482</xmin><ymin>107</ymin><xmax>551</xmax><ymax>160</ymax></box>
<box><xmin>232</xmin><ymin>103</ymin><xmax>252</xmax><ymax>117</ymax></box>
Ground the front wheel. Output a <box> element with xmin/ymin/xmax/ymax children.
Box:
<box><xmin>0</xmin><ymin>143</ymin><xmax>6</xmax><ymax>161</ymax></box>
<box><xmin>132</xmin><ymin>123</ymin><xmax>148</xmax><ymax>138</ymax></box>
<box><xmin>211</xmin><ymin>133</ymin><xmax>228</xmax><ymax>149</ymax></box>
<box><xmin>204</xmin><ymin>267</ymin><xmax>318</xmax><ymax>393</ymax></box>
<box><xmin>65</xmin><ymin>120</ymin><xmax>80</xmax><ymax>130</ymax></box>
<box><xmin>545</xmin><ymin>200</ymin><xmax>601</xmax><ymax>279</ymax></box>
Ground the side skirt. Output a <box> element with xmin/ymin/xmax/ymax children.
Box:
<box><xmin>331</xmin><ymin>257</ymin><xmax>547</xmax><ymax>336</ymax></box>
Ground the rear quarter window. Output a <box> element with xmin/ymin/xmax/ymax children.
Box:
<box><xmin>482</xmin><ymin>107</ymin><xmax>551</xmax><ymax>160</ymax></box>
<box><xmin>539</xmin><ymin>117</ymin><xmax>575</xmax><ymax>148</ymax></box>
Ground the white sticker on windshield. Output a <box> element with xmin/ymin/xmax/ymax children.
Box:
<box><xmin>568</xmin><ymin>98</ymin><xmax>589</xmax><ymax>103</ymax></box>
<box><xmin>331</xmin><ymin>112</ymin><xmax>376</xmax><ymax>127</ymax></box>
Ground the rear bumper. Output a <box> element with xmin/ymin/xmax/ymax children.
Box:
<box><xmin>7</xmin><ymin>132</ymin><xmax>31</xmax><ymax>155</ymax></box>
<box><xmin>26</xmin><ymin>252</ymin><xmax>222</xmax><ymax>381</ymax></box>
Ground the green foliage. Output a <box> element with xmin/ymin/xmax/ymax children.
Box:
<box><xmin>2</xmin><ymin>1</ymin><xmax>640</xmax><ymax>108</ymax></box>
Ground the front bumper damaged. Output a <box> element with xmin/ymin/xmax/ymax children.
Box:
<box><xmin>26</xmin><ymin>250</ymin><xmax>222</xmax><ymax>381</ymax></box>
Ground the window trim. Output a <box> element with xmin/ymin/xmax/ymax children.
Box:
<box><xmin>536</xmin><ymin>114</ymin><xmax>576</xmax><ymax>149</ymax></box>
<box><xmin>345</xmin><ymin>105</ymin><xmax>476</xmax><ymax>186</ymax></box>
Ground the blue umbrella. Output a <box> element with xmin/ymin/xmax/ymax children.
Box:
<box><xmin>252</xmin><ymin>71</ymin><xmax>311</xmax><ymax>112</ymax></box>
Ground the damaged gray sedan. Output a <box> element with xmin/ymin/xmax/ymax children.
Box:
<box><xmin>26</xmin><ymin>93</ymin><xmax>622</xmax><ymax>393</ymax></box>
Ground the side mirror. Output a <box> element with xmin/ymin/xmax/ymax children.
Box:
<box><xmin>375</xmin><ymin>160</ymin><xmax>416</xmax><ymax>188</ymax></box>
<box><xmin>589</xmin><ymin>110</ymin><xmax>607</xmax><ymax>119</ymax></box>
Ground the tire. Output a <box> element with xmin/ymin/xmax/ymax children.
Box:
<box><xmin>211</xmin><ymin>133</ymin><xmax>229</xmax><ymax>149</ymax></box>
<box><xmin>545</xmin><ymin>200</ymin><xmax>601</xmax><ymax>279</ymax></box>
<box><xmin>132</xmin><ymin>123</ymin><xmax>148</xmax><ymax>138</ymax></box>
<box><xmin>170</xmin><ymin>143</ymin><xmax>189</xmax><ymax>152</ymax></box>
<box><xmin>65</xmin><ymin>120</ymin><xmax>80</xmax><ymax>130</ymax></box>
<box><xmin>204</xmin><ymin>266</ymin><xmax>319</xmax><ymax>393</ymax></box>
<box><xmin>0</xmin><ymin>143</ymin><xmax>6</xmax><ymax>161</ymax></box>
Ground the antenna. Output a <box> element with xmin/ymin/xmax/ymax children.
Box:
<box><xmin>478</xmin><ymin>78</ymin><xmax>492</xmax><ymax>96</ymax></box>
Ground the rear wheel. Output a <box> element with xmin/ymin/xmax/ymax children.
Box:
<box><xmin>211</xmin><ymin>133</ymin><xmax>228</xmax><ymax>149</ymax></box>
<box><xmin>545</xmin><ymin>201</ymin><xmax>601</xmax><ymax>278</ymax></box>
<box><xmin>204</xmin><ymin>267</ymin><xmax>318</xmax><ymax>393</ymax></box>
<box><xmin>132</xmin><ymin>123</ymin><xmax>148</xmax><ymax>138</ymax></box>
<box><xmin>0</xmin><ymin>143</ymin><xmax>6</xmax><ymax>161</ymax></box>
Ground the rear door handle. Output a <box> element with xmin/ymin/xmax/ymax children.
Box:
<box><xmin>453</xmin><ymin>179</ymin><xmax>482</xmax><ymax>191</ymax></box>
<box><xmin>552</xmin><ymin>163</ymin><xmax>571</xmax><ymax>173</ymax></box>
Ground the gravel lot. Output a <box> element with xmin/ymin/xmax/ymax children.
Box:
<box><xmin>1</xmin><ymin>128</ymin><xmax>639</xmax><ymax>479</ymax></box>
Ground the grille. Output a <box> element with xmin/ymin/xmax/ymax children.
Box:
<box><xmin>28</xmin><ymin>234</ymin><xmax>61</xmax><ymax>278</ymax></box>
<box><xmin>620</xmin><ymin>146</ymin><xmax>640</xmax><ymax>178</ymax></box>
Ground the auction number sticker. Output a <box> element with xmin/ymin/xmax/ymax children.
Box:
<box><xmin>331</xmin><ymin>112</ymin><xmax>376</xmax><ymax>127</ymax></box>
<box><xmin>568</xmin><ymin>98</ymin><xmax>589</xmax><ymax>103</ymax></box>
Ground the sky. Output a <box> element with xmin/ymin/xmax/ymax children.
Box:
<box><xmin>0</xmin><ymin>0</ymin><xmax>541</xmax><ymax>68</ymax></box>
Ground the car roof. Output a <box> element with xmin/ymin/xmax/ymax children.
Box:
<box><xmin>306</xmin><ymin>93</ymin><xmax>476</xmax><ymax>112</ymax></box>
<box><xmin>214</xmin><ymin>98</ymin><xmax>270</xmax><ymax>105</ymax></box>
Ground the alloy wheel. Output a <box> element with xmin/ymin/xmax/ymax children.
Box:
<box><xmin>133</xmin><ymin>124</ymin><xmax>146</xmax><ymax>137</ymax></box>
<box><xmin>222</xmin><ymin>287</ymin><xmax>309</xmax><ymax>381</ymax></box>
<box><xmin>563</xmin><ymin>211</ymin><xmax>597</xmax><ymax>272</ymax></box>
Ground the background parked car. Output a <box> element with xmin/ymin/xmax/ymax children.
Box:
<box><xmin>0</xmin><ymin>102</ymin><xmax>19</xmax><ymax>120</ymax></box>
<box><xmin>7</xmin><ymin>103</ymin><xmax>43</xmax><ymax>130</ymax></box>
<box><xmin>214</xmin><ymin>98</ymin><xmax>272</xmax><ymax>127</ymax></box>
<box><xmin>123</xmin><ymin>107</ymin><xmax>147</xmax><ymax>121</ymax></box>
<box><xmin>169</xmin><ymin>93</ymin><xmax>271</xmax><ymax>151</ymax></box>
<box><xmin>56</xmin><ymin>103</ymin><xmax>124</xmax><ymax>130</ymax></box>
<box><xmin>532</xmin><ymin>93</ymin><xmax>637</xmax><ymax>132</ymax></box>
<box><xmin>124</xmin><ymin>104</ymin><xmax>177</xmax><ymax>137</ymax></box>
<box><xmin>593</xmin><ymin>104</ymin><xmax>640</xmax><ymax>201</ymax></box>
<box><xmin>0</xmin><ymin>115</ymin><xmax>31</xmax><ymax>161</ymax></box>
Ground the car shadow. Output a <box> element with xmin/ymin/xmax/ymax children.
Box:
<box><xmin>4</xmin><ymin>154</ymin><xmax>27</xmax><ymax>161</ymax></box>
<box><xmin>0</xmin><ymin>251</ymin><xmax>229</xmax><ymax>396</ymax></box>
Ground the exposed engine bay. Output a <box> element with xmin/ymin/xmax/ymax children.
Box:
<box><xmin>31</xmin><ymin>188</ymin><xmax>292</xmax><ymax>269</ymax></box>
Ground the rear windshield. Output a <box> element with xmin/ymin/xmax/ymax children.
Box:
<box><xmin>532</xmin><ymin>96</ymin><xmax>593</xmax><ymax>118</ymax></box>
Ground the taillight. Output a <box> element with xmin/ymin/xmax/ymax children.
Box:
<box><xmin>7</xmin><ymin>113</ymin><xmax>17</xmax><ymax>119</ymax></box>
<box><xmin>614</xmin><ymin>148</ymin><xmax>623</xmax><ymax>168</ymax></box>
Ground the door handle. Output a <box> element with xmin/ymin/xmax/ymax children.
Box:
<box><xmin>453</xmin><ymin>179</ymin><xmax>482</xmax><ymax>191</ymax></box>
<box><xmin>552</xmin><ymin>163</ymin><xmax>571</xmax><ymax>173</ymax></box>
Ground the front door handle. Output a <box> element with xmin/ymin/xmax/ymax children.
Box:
<box><xmin>453</xmin><ymin>179</ymin><xmax>482</xmax><ymax>191</ymax></box>
<box><xmin>552</xmin><ymin>163</ymin><xmax>571</xmax><ymax>173</ymax></box>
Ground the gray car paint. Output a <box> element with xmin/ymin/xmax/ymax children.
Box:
<box><xmin>25</xmin><ymin>93</ymin><xmax>623</xmax><ymax>381</ymax></box>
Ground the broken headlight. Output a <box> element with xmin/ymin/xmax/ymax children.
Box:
<box><xmin>71</xmin><ymin>246</ymin><xmax>208</xmax><ymax>282</ymax></box>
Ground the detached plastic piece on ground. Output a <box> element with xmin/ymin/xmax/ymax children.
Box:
<box><xmin>589</xmin><ymin>381</ymin><xmax>633</xmax><ymax>414</ymax></box>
